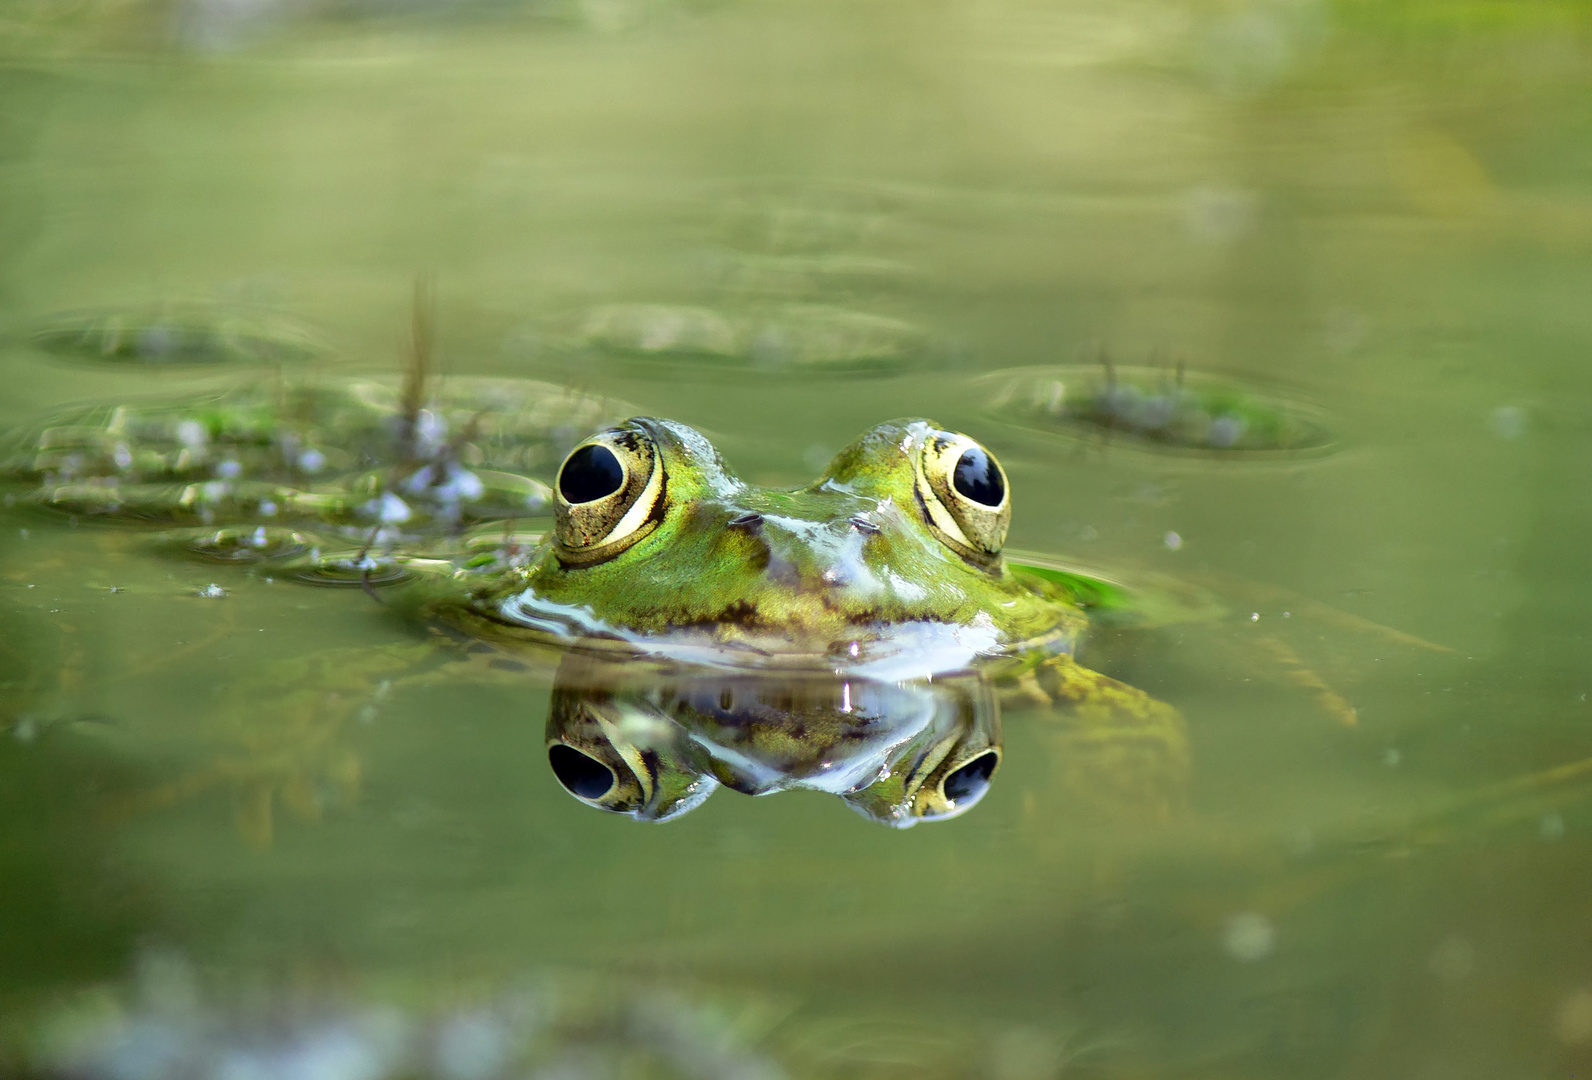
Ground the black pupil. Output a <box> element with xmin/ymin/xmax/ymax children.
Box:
<box><xmin>558</xmin><ymin>444</ymin><xmax>625</xmax><ymax>504</ymax></box>
<box><xmin>943</xmin><ymin>751</ymin><xmax>998</xmax><ymax>803</ymax></box>
<box><xmin>952</xmin><ymin>447</ymin><xmax>1004</xmax><ymax>507</ymax></box>
<box><xmin>549</xmin><ymin>745</ymin><xmax>615</xmax><ymax>799</ymax></box>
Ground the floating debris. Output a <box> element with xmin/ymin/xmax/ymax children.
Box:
<box><xmin>277</xmin><ymin>550</ymin><xmax>415</xmax><ymax>588</ymax></box>
<box><xmin>983</xmin><ymin>364</ymin><xmax>1335</xmax><ymax>455</ymax></box>
<box><xmin>29</xmin><ymin>305</ymin><xmax>329</xmax><ymax>366</ymax></box>
<box><xmin>2</xmin><ymin>377</ymin><xmax>611</xmax><ymax>530</ymax></box>
<box><xmin>565</xmin><ymin>302</ymin><xmax>933</xmax><ymax>375</ymax></box>
<box><xmin>167</xmin><ymin>525</ymin><xmax>318</xmax><ymax>565</ymax></box>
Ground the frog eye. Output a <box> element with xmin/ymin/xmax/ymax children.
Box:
<box><xmin>915</xmin><ymin>431</ymin><xmax>1010</xmax><ymax>564</ymax></box>
<box><xmin>546</xmin><ymin>691</ymin><xmax>719</xmax><ymax>822</ymax></box>
<box><xmin>915</xmin><ymin>747</ymin><xmax>1002</xmax><ymax>821</ymax></box>
<box><xmin>938</xmin><ymin>750</ymin><xmax>1000</xmax><ymax>809</ymax></box>
<box><xmin>548</xmin><ymin>744</ymin><xmax>619</xmax><ymax>800</ymax></box>
<box><xmin>552</xmin><ymin>422</ymin><xmax>666</xmax><ymax>566</ymax></box>
<box><xmin>547</xmin><ymin>739</ymin><xmax>647</xmax><ymax>813</ymax></box>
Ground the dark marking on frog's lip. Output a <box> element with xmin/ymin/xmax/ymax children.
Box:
<box><xmin>847</xmin><ymin>514</ymin><xmax>880</xmax><ymax>534</ymax></box>
<box><xmin>727</xmin><ymin>511</ymin><xmax>764</xmax><ymax>530</ymax></box>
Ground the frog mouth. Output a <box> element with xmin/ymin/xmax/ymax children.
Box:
<box><xmin>466</xmin><ymin>588</ymin><xmax>1076</xmax><ymax>681</ymax></box>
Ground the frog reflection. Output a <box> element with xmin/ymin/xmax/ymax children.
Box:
<box><xmin>543</xmin><ymin>652</ymin><xmax>1000</xmax><ymax>826</ymax></box>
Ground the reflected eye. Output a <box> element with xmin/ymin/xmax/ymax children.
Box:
<box><xmin>941</xmin><ymin>750</ymin><xmax>999</xmax><ymax>805</ymax></box>
<box><xmin>916</xmin><ymin>746</ymin><xmax>1002</xmax><ymax>821</ymax></box>
<box><xmin>552</xmin><ymin>422</ymin><xmax>667</xmax><ymax>566</ymax></box>
<box><xmin>916</xmin><ymin>430</ymin><xmax>1011</xmax><ymax>565</ymax></box>
<box><xmin>548</xmin><ymin>744</ymin><xmax>616</xmax><ymax>799</ymax></box>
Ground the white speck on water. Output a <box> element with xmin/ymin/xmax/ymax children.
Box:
<box><xmin>1282</xmin><ymin>610</ymin><xmax>1291</xmax><ymax>618</ymax></box>
<box><xmin>374</xmin><ymin>492</ymin><xmax>412</xmax><ymax>525</ymax></box>
<box><xmin>259</xmin><ymin>500</ymin><xmax>278</xmax><ymax>517</ymax></box>
<box><xmin>113</xmin><ymin>443</ymin><xmax>133</xmax><ymax>470</ymax></box>
<box><xmin>13</xmin><ymin>716</ymin><xmax>38</xmax><ymax>743</ymax></box>
<box><xmin>214</xmin><ymin>459</ymin><xmax>243</xmax><ymax>480</ymax></box>
<box><xmin>1541</xmin><ymin>813</ymin><xmax>1566</xmax><ymax>841</ymax></box>
<box><xmin>20</xmin><ymin>529</ymin><xmax>29</xmax><ymax>539</ymax></box>
<box><xmin>989</xmin><ymin>1025</ymin><xmax>1063</xmax><ymax>1080</ymax></box>
<box><xmin>1324</xmin><ymin>307</ymin><xmax>1367</xmax><ymax>353</ymax></box>
<box><xmin>1489</xmin><ymin>405</ymin><xmax>1526</xmax><ymax>440</ymax></box>
<box><xmin>26</xmin><ymin>583</ymin><xmax>35</xmax><ymax>588</ymax></box>
<box><xmin>1555</xmin><ymin>988</ymin><xmax>1592</xmax><ymax>1044</ymax></box>
<box><xmin>175</xmin><ymin>419</ymin><xmax>207</xmax><ymax>448</ymax></box>
<box><xmin>197</xmin><ymin>583</ymin><xmax>226</xmax><ymax>599</ymax></box>
<box><xmin>1164</xmin><ymin>530</ymin><xmax>1183</xmax><ymax>550</ymax></box>
<box><xmin>1209</xmin><ymin>413</ymin><xmax>1246</xmax><ymax>447</ymax></box>
<box><xmin>1184</xmin><ymin>185</ymin><xmax>1255</xmax><ymax>244</ymax></box>
<box><xmin>1250</xmin><ymin>612</ymin><xmax>1260</xmax><ymax>622</ymax></box>
<box><xmin>1222</xmin><ymin>912</ymin><xmax>1275</xmax><ymax>962</ymax></box>
<box><xmin>434</xmin><ymin>1011</ymin><xmax>512</xmax><ymax>1080</ymax></box>
<box><xmin>298</xmin><ymin>448</ymin><xmax>327</xmax><ymax>474</ymax></box>
<box><xmin>1383</xmin><ymin>748</ymin><xmax>1402</xmax><ymax>767</ymax></box>
<box><xmin>1429</xmin><ymin>936</ymin><xmax>1475</xmax><ymax>981</ymax></box>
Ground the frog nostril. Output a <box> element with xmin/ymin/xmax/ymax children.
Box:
<box><xmin>942</xmin><ymin>750</ymin><xmax>999</xmax><ymax>804</ymax></box>
<box><xmin>727</xmin><ymin>512</ymin><xmax>764</xmax><ymax>530</ymax></box>
<box><xmin>549</xmin><ymin>744</ymin><xmax>616</xmax><ymax>799</ymax></box>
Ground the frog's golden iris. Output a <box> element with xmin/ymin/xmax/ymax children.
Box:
<box><xmin>914</xmin><ymin>431</ymin><xmax>1010</xmax><ymax>566</ymax></box>
<box><xmin>551</xmin><ymin>423</ymin><xmax>665</xmax><ymax>566</ymax></box>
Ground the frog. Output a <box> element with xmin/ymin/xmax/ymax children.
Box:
<box><xmin>417</xmin><ymin>411</ymin><xmax>1189</xmax><ymax>824</ymax></box>
<box><xmin>2</xmin><ymin>359</ymin><xmax>1190</xmax><ymax>828</ymax></box>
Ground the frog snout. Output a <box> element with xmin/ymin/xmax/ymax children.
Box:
<box><xmin>723</xmin><ymin>515</ymin><xmax>873</xmax><ymax>592</ymax></box>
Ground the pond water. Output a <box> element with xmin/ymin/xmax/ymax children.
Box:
<box><xmin>4</xmin><ymin>1</ymin><xmax>1592</xmax><ymax>1077</ymax></box>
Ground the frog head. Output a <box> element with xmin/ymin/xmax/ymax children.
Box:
<box><xmin>483</xmin><ymin>417</ymin><xmax>1082</xmax><ymax>674</ymax></box>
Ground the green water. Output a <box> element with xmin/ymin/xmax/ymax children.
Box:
<box><xmin>4</xmin><ymin>1</ymin><xmax>1592</xmax><ymax>1076</ymax></box>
